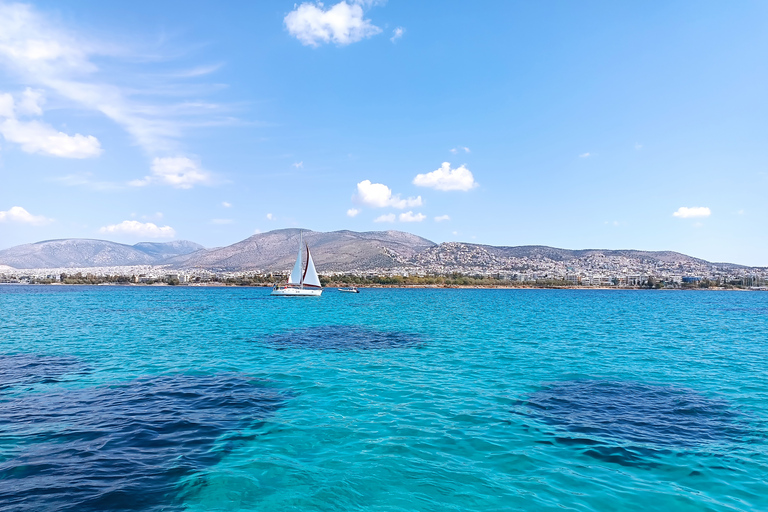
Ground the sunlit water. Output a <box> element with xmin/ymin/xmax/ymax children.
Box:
<box><xmin>1</xmin><ymin>286</ymin><xmax>767</xmax><ymax>511</ymax></box>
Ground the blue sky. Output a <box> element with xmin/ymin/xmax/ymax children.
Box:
<box><xmin>0</xmin><ymin>0</ymin><xmax>766</xmax><ymax>265</ymax></box>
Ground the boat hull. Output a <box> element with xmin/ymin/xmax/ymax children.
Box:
<box><xmin>271</xmin><ymin>287</ymin><xmax>322</xmax><ymax>297</ymax></box>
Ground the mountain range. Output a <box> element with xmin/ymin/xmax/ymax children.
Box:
<box><xmin>0</xmin><ymin>229</ymin><xmax>752</xmax><ymax>271</ymax></box>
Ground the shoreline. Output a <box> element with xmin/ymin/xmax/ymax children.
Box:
<box><xmin>1</xmin><ymin>282</ymin><xmax>762</xmax><ymax>291</ymax></box>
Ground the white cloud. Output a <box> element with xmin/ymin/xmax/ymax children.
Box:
<box><xmin>266</xmin><ymin>213</ymin><xmax>274</xmax><ymax>220</ymax></box>
<box><xmin>293</xmin><ymin>161</ymin><xmax>303</xmax><ymax>168</ymax></box>
<box><xmin>0</xmin><ymin>88</ymin><xmax>101</xmax><ymax>158</ymax></box>
<box><xmin>98</xmin><ymin>220</ymin><xmax>175</xmax><ymax>238</ymax></box>
<box><xmin>390</xmin><ymin>27</ymin><xmax>404</xmax><ymax>43</ymax></box>
<box><xmin>347</xmin><ymin>208</ymin><xmax>360</xmax><ymax>217</ymax></box>
<box><xmin>209</xmin><ymin>218</ymin><xmax>233</xmax><ymax>225</ymax></box>
<box><xmin>0</xmin><ymin>117</ymin><xmax>101</xmax><ymax>158</ymax></box>
<box><xmin>399</xmin><ymin>211</ymin><xmax>425</xmax><ymax>222</ymax></box>
<box><xmin>635</xmin><ymin>143</ymin><xmax>643</xmax><ymax>150</ymax></box>
<box><xmin>355</xmin><ymin>180</ymin><xmax>422</xmax><ymax>208</ymax></box>
<box><xmin>434</xmin><ymin>214</ymin><xmax>450</xmax><ymax>222</ymax></box>
<box><xmin>449</xmin><ymin>146</ymin><xmax>470</xmax><ymax>154</ymax></box>
<box><xmin>284</xmin><ymin>1</ymin><xmax>382</xmax><ymax>47</ymax></box>
<box><xmin>374</xmin><ymin>213</ymin><xmax>395</xmax><ymax>223</ymax></box>
<box><xmin>673</xmin><ymin>206</ymin><xmax>711</xmax><ymax>219</ymax></box>
<box><xmin>0</xmin><ymin>3</ymin><xmax>232</xmax><ymax>156</ymax></box>
<box><xmin>130</xmin><ymin>157</ymin><xmax>211</xmax><ymax>189</ymax></box>
<box><xmin>579</xmin><ymin>152</ymin><xmax>591</xmax><ymax>158</ymax></box>
<box><xmin>222</xmin><ymin>201</ymin><xmax>232</xmax><ymax>208</ymax></box>
<box><xmin>0</xmin><ymin>206</ymin><xmax>51</xmax><ymax>225</ymax></box>
<box><xmin>413</xmin><ymin>162</ymin><xmax>478</xmax><ymax>191</ymax></box>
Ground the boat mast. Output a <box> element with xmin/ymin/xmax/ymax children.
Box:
<box><xmin>298</xmin><ymin>230</ymin><xmax>303</xmax><ymax>288</ymax></box>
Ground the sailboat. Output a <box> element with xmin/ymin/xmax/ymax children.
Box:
<box><xmin>271</xmin><ymin>231</ymin><xmax>323</xmax><ymax>296</ymax></box>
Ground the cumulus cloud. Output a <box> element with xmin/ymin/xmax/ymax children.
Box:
<box><xmin>266</xmin><ymin>213</ymin><xmax>274</xmax><ymax>220</ymax></box>
<box><xmin>0</xmin><ymin>89</ymin><xmax>101</xmax><ymax>158</ymax></box>
<box><xmin>373</xmin><ymin>213</ymin><xmax>395</xmax><ymax>223</ymax></box>
<box><xmin>130</xmin><ymin>157</ymin><xmax>211</xmax><ymax>189</ymax></box>
<box><xmin>434</xmin><ymin>214</ymin><xmax>450</xmax><ymax>222</ymax></box>
<box><xmin>347</xmin><ymin>208</ymin><xmax>360</xmax><ymax>217</ymax></box>
<box><xmin>355</xmin><ymin>180</ymin><xmax>422</xmax><ymax>209</ymax></box>
<box><xmin>390</xmin><ymin>27</ymin><xmax>404</xmax><ymax>43</ymax></box>
<box><xmin>413</xmin><ymin>162</ymin><xmax>478</xmax><ymax>191</ymax></box>
<box><xmin>0</xmin><ymin>206</ymin><xmax>51</xmax><ymax>225</ymax></box>
<box><xmin>399</xmin><ymin>211</ymin><xmax>425</xmax><ymax>222</ymax></box>
<box><xmin>284</xmin><ymin>1</ymin><xmax>382</xmax><ymax>47</ymax></box>
<box><xmin>673</xmin><ymin>206</ymin><xmax>711</xmax><ymax>219</ymax></box>
<box><xmin>0</xmin><ymin>117</ymin><xmax>101</xmax><ymax>158</ymax></box>
<box><xmin>98</xmin><ymin>220</ymin><xmax>175</xmax><ymax>238</ymax></box>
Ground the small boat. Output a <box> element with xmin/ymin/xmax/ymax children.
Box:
<box><xmin>338</xmin><ymin>286</ymin><xmax>359</xmax><ymax>293</ymax></box>
<box><xmin>271</xmin><ymin>231</ymin><xmax>322</xmax><ymax>297</ymax></box>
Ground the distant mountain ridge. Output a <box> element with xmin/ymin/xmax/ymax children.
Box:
<box><xmin>0</xmin><ymin>239</ymin><xmax>204</xmax><ymax>269</ymax></box>
<box><xmin>172</xmin><ymin>229</ymin><xmax>435</xmax><ymax>271</ymax></box>
<box><xmin>0</xmin><ymin>229</ymin><xmax>753</xmax><ymax>271</ymax></box>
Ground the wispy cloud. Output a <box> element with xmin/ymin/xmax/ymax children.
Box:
<box><xmin>413</xmin><ymin>162</ymin><xmax>478</xmax><ymax>191</ymax></box>
<box><xmin>354</xmin><ymin>180</ymin><xmax>422</xmax><ymax>209</ymax></box>
<box><xmin>222</xmin><ymin>201</ymin><xmax>232</xmax><ymax>208</ymax></box>
<box><xmin>390</xmin><ymin>27</ymin><xmax>404</xmax><ymax>43</ymax></box>
<box><xmin>0</xmin><ymin>205</ymin><xmax>52</xmax><ymax>225</ymax></box>
<box><xmin>266</xmin><ymin>213</ymin><xmax>274</xmax><ymax>220</ymax></box>
<box><xmin>284</xmin><ymin>1</ymin><xmax>382</xmax><ymax>47</ymax></box>
<box><xmin>579</xmin><ymin>152</ymin><xmax>591</xmax><ymax>158</ymax></box>
<box><xmin>293</xmin><ymin>161</ymin><xmax>303</xmax><ymax>169</ymax></box>
<box><xmin>0</xmin><ymin>3</ymin><xmax>231</xmax><ymax>177</ymax></box>
<box><xmin>52</xmin><ymin>172</ymin><xmax>122</xmax><ymax>191</ymax></box>
<box><xmin>673</xmin><ymin>206</ymin><xmax>711</xmax><ymax>219</ymax></box>
<box><xmin>449</xmin><ymin>146</ymin><xmax>470</xmax><ymax>154</ymax></box>
<box><xmin>434</xmin><ymin>214</ymin><xmax>450</xmax><ymax>222</ymax></box>
<box><xmin>98</xmin><ymin>220</ymin><xmax>175</xmax><ymax>238</ymax></box>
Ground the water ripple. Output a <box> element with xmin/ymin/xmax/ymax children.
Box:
<box><xmin>262</xmin><ymin>325</ymin><xmax>424</xmax><ymax>351</ymax></box>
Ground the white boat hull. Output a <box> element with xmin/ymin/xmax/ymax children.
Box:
<box><xmin>271</xmin><ymin>287</ymin><xmax>322</xmax><ymax>297</ymax></box>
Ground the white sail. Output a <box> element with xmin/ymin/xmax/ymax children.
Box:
<box><xmin>302</xmin><ymin>246</ymin><xmax>321</xmax><ymax>287</ymax></box>
<box><xmin>288</xmin><ymin>232</ymin><xmax>303</xmax><ymax>284</ymax></box>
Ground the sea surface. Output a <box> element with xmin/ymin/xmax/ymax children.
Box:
<box><xmin>1</xmin><ymin>285</ymin><xmax>767</xmax><ymax>511</ymax></box>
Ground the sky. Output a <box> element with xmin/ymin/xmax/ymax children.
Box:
<box><xmin>0</xmin><ymin>0</ymin><xmax>766</xmax><ymax>265</ymax></box>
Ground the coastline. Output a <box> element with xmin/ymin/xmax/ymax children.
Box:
<box><xmin>2</xmin><ymin>282</ymin><xmax>762</xmax><ymax>291</ymax></box>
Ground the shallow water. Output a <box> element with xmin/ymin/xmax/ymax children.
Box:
<box><xmin>1</xmin><ymin>286</ymin><xmax>767</xmax><ymax>511</ymax></box>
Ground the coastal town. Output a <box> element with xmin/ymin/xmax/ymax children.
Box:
<box><xmin>2</xmin><ymin>240</ymin><xmax>766</xmax><ymax>289</ymax></box>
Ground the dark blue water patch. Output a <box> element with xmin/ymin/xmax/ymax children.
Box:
<box><xmin>262</xmin><ymin>325</ymin><xmax>424</xmax><ymax>351</ymax></box>
<box><xmin>515</xmin><ymin>380</ymin><xmax>751</xmax><ymax>467</ymax></box>
<box><xmin>0</xmin><ymin>373</ymin><xmax>285</xmax><ymax>512</ymax></box>
<box><xmin>0</xmin><ymin>354</ymin><xmax>87</xmax><ymax>390</ymax></box>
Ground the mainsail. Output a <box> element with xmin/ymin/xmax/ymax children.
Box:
<box><xmin>288</xmin><ymin>232</ymin><xmax>304</xmax><ymax>284</ymax></box>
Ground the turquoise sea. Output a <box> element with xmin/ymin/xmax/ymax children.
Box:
<box><xmin>1</xmin><ymin>285</ymin><xmax>767</xmax><ymax>511</ymax></box>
